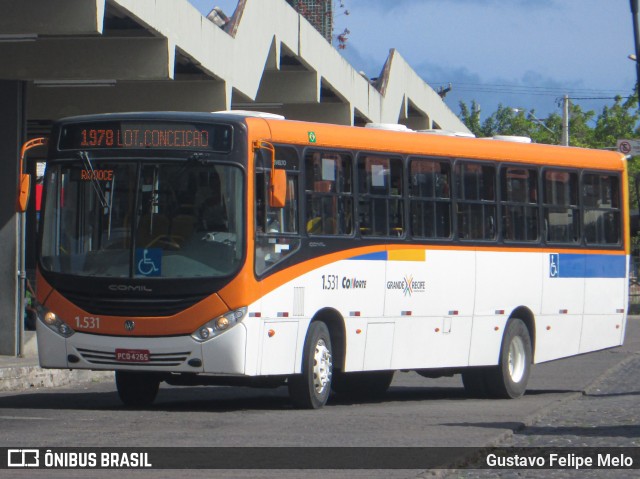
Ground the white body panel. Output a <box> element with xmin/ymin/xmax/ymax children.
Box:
<box><xmin>37</xmin><ymin>250</ymin><xmax>629</xmax><ymax>378</ymax></box>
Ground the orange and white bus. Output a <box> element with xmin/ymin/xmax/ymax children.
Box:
<box><xmin>26</xmin><ymin>112</ymin><xmax>629</xmax><ymax>408</ymax></box>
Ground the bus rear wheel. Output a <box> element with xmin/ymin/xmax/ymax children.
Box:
<box><xmin>288</xmin><ymin>321</ymin><xmax>333</xmax><ymax>409</ymax></box>
<box><xmin>485</xmin><ymin>318</ymin><xmax>532</xmax><ymax>399</ymax></box>
<box><xmin>115</xmin><ymin>371</ymin><xmax>161</xmax><ymax>407</ymax></box>
<box><xmin>332</xmin><ymin>371</ymin><xmax>394</xmax><ymax>399</ymax></box>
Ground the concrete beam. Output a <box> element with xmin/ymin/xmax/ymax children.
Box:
<box><xmin>112</xmin><ymin>0</ymin><xmax>237</xmax><ymax>86</ymax></box>
<box><xmin>0</xmin><ymin>0</ymin><xmax>105</xmax><ymax>35</ymax></box>
<box><xmin>281</xmin><ymin>103</ymin><xmax>353</xmax><ymax>126</ymax></box>
<box><xmin>27</xmin><ymin>81</ymin><xmax>230</xmax><ymax>119</ymax></box>
<box><xmin>256</xmin><ymin>71</ymin><xmax>319</xmax><ymax>104</ymax></box>
<box><xmin>0</xmin><ymin>37</ymin><xmax>173</xmax><ymax>81</ymax></box>
<box><xmin>401</xmin><ymin>98</ymin><xmax>431</xmax><ymax>131</ymax></box>
<box><xmin>401</xmin><ymin>116</ymin><xmax>431</xmax><ymax>131</ymax></box>
<box><xmin>108</xmin><ymin>0</ymin><xmax>469</xmax><ymax>132</ymax></box>
<box><xmin>264</xmin><ymin>37</ymin><xmax>280</xmax><ymax>71</ymax></box>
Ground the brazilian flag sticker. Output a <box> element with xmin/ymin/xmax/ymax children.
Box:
<box><xmin>308</xmin><ymin>131</ymin><xmax>317</xmax><ymax>143</ymax></box>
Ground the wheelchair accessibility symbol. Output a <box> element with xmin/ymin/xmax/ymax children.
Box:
<box><xmin>136</xmin><ymin>248</ymin><xmax>162</xmax><ymax>277</ymax></box>
<box><xmin>549</xmin><ymin>253</ymin><xmax>559</xmax><ymax>278</ymax></box>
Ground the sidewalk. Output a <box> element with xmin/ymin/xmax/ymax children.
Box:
<box><xmin>0</xmin><ymin>331</ymin><xmax>111</xmax><ymax>391</ymax></box>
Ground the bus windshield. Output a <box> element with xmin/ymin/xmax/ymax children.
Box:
<box><xmin>41</xmin><ymin>159</ymin><xmax>244</xmax><ymax>279</ymax></box>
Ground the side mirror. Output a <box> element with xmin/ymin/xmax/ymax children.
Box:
<box><xmin>16</xmin><ymin>137</ymin><xmax>47</xmax><ymax>213</ymax></box>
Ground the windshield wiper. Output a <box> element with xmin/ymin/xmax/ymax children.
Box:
<box><xmin>78</xmin><ymin>151</ymin><xmax>108</xmax><ymax>209</ymax></box>
<box><xmin>188</xmin><ymin>152</ymin><xmax>213</xmax><ymax>165</ymax></box>
<box><xmin>173</xmin><ymin>152</ymin><xmax>214</xmax><ymax>179</ymax></box>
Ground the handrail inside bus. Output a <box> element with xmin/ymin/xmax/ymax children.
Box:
<box><xmin>17</xmin><ymin>137</ymin><xmax>48</xmax><ymax>213</ymax></box>
<box><xmin>253</xmin><ymin>139</ymin><xmax>286</xmax><ymax>208</ymax></box>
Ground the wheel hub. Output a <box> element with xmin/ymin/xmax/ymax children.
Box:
<box><xmin>312</xmin><ymin>339</ymin><xmax>332</xmax><ymax>394</ymax></box>
<box><xmin>508</xmin><ymin>336</ymin><xmax>526</xmax><ymax>383</ymax></box>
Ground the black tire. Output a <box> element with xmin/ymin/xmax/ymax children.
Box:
<box><xmin>461</xmin><ymin>368</ymin><xmax>489</xmax><ymax>398</ymax></box>
<box><xmin>484</xmin><ymin>318</ymin><xmax>532</xmax><ymax>399</ymax></box>
<box><xmin>115</xmin><ymin>371</ymin><xmax>161</xmax><ymax>407</ymax></box>
<box><xmin>332</xmin><ymin>371</ymin><xmax>394</xmax><ymax>399</ymax></box>
<box><xmin>288</xmin><ymin>321</ymin><xmax>333</xmax><ymax>409</ymax></box>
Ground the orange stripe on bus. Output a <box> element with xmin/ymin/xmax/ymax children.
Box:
<box><xmin>387</xmin><ymin>249</ymin><xmax>426</xmax><ymax>262</ymax></box>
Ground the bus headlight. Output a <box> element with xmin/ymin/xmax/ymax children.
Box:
<box><xmin>37</xmin><ymin>304</ymin><xmax>75</xmax><ymax>338</ymax></box>
<box><xmin>191</xmin><ymin>307</ymin><xmax>247</xmax><ymax>343</ymax></box>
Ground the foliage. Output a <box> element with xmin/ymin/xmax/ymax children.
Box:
<box><xmin>458</xmin><ymin>89</ymin><xmax>639</xmax><ymax>149</ymax></box>
<box><xmin>592</xmin><ymin>94</ymin><xmax>640</xmax><ymax>148</ymax></box>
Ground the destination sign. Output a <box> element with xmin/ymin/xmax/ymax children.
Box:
<box><xmin>59</xmin><ymin>122</ymin><xmax>232</xmax><ymax>152</ymax></box>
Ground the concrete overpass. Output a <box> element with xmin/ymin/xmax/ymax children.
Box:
<box><xmin>0</xmin><ymin>0</ymin><xmax>469</xmax><ymax>355</ymax></box>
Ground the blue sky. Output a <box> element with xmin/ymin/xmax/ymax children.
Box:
<box><xmin>189</xmin><ymin>0</ymin><xmax>636</xmax><ymax>121</ymax></box>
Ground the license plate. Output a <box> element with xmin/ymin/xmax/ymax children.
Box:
<box><xmin>115</xmin><ymin>348</ymin><xmax>150</xmax><ymax>363</ymax></box>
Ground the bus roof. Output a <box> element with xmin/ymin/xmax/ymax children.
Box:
<box><xmin>255</xmin><ymin>117</ymin><xmax>626</xmax><ymax>172</ymax></box>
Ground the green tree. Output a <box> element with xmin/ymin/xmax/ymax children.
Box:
<box><xmin>479</xmin><ymin>104</ymin><xmax>532</xmax><ymax>138</ymax></box>
<box><xmin>592</xmin><ymin>94</ymin><xmax>640</xmax><ymax>149</ymax></box>
<box><xmin>563</xmin><ymin>103</ymin><xmax>595</xmax><ymax>148</ymax></box>
<box><xmin>459</xmin><ymin>100</ymin><xmax>482</xmax><ymax>137</ymax></box>
<box><xmin>459</xmin><ymin>90</ymin><xmax>639</xmax><ymax>149</ymax></box>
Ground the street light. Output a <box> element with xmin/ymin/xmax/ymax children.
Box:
<box><xmin>631</xmin><ymin>0</ymin><xmax>640</xmax><ymax>98</ymax></box>
<box><xmin>512</xmin><ymin>108</ymin><xmax>556</xmax><ymax>137</ymax></box>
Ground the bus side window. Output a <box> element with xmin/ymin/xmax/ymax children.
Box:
<box><xmin>455</xmin><ymin>161</ymin><xmax>496</xmax><ymax>241</ymax></box>
<box><xmin>357</xmin><ymin>155</ymin><xmax>403</xmax><ymax>237</ymax></box>
<box><xmin>304</xmin><ymin>151</ymin><xmax>353</xmax><ymax>236</ymax></box>
<box><xmin>500</xmin><ymin>167</ymin><xmax>539</xmax><ymax>242</ymax></box>
<box><xmin>543</xmin><ymin>169</ymin><xmax>579</xmax><ymax>243</ymax></box>
<box><xmin>583</xmin><ymin>173</ymin><xmax>620</xmax><ymax>245</ymax></box>
<box><xmin>409</xmin><ymin>158</ymin><xmax>451</xmax><ymax>239</ymax></box>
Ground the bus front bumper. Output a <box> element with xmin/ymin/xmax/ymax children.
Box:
<box><xmin>36</xmin><ymin>319</ymin><xmax>248</xmax><ymax>375</ymax></box>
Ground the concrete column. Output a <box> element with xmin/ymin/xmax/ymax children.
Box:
<box><xmin>0</xmin><ymin>81</ymin><xmax>25</xmax><ymax>356</ymax></box>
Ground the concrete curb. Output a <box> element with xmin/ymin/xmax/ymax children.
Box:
<box><xmin>0</xmin><ymin>366</ymin><xmax>112</xmax><ymax>392</ymax></box>
<box><xmin>0</xmin><ymin>332</ymin><xmax>112</xmax><ymax>392</ymax></box>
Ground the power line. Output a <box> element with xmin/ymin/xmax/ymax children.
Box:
<box><xmin>567</xmin><ymin>96</ymin><xmax>634</xmax><ymax>100</ymax></box>
<box><xmin>429</xmin><ymin>80</ymin><xmax>626</xmax><ymax>93</ymax></box>
<box><xmin>439</xmin><ymin>82</ymin><xmax>624</xmax><ymax>92</ymax></box>
<box><xmin>426</xmin><ymin>80</ymin><xmax>630</xmax><ymax>98</ymax></box>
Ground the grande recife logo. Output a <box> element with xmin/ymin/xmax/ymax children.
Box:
<box><xmin>386</xmin><ymin>275</ymin><xmax>426</xmax><ymax>296</ymax></box>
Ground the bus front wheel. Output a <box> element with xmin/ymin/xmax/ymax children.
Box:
<box><xmin>288</xmin><ymin>321</ymin><xmax>333</xmax><ymax>409</ymax></box>
<box><xmin>485</xmin><ymin>318</ymin><xmax>532</xmax><ymax>399</ymax></box>
<box><xmin>115</xmin><ymin>371</ymin><xmax>161</xmax><ymax>407</ymax></box>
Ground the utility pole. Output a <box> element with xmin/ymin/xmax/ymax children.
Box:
<box><xmin>561</xmin><ymin>94</ymin><xmax>569</xmax><ymax>146</ymax></box>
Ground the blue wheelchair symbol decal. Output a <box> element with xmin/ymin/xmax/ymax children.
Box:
<box><xmin>549</xmin><ymin>253</ymin><xmax>559</xmax><ymax>278</ymax></box>
<box><xmin>136</xmin><ymin>248</ymin><xmax>162</xmax><ymax>277</ymax></box>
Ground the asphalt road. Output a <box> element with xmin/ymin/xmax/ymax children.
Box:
<box><xmin>0</xmin><ymin>317</ymin><xmax>638</xmax><ymax>479</ymax></box>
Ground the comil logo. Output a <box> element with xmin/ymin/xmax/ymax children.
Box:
<box><xmin>8</xmin><ymin>449</ymin><xmax>39</xmax><ymax>467</ymax></box>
